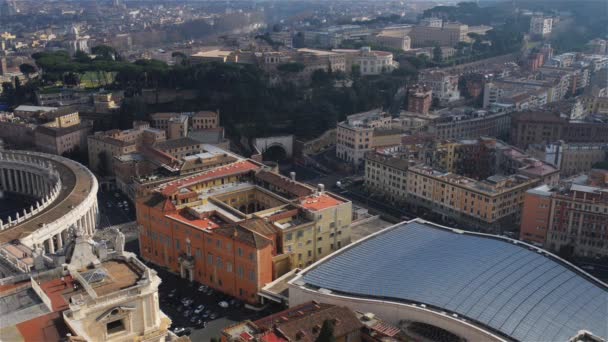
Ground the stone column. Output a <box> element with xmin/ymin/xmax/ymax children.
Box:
<box><xmin>0</xmin><ymin>169</ymin><xmax>6</xmax><ymax>190</ymax></box>
<box><xmin>56</xmin><ymin>232</ymin><xmax>63</xmax><ymax>250</ymax></box>
<box><xmin>7</xmin><ymin>169</ymin><xmax>13</xmax><ymax>191</ymax></box>
<box><xmin>47</xmin><ymin>238</ymin><xmax>55</xmax><ymax>254</ymax></box>
<box><xmin>62</xmin><ymin>230</ymin><xmax>69</xmax><ymax>246</ymax></box>
<box><xmin>18</xmin><ymin>171</ymin><xmax>24</xmax><ymax>193</ymax></box>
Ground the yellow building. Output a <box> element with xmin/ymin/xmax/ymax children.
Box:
<box><xmin>407</xmin><ymin>165</ymin><xmax>540</xmax><ymax>229</ymax></box>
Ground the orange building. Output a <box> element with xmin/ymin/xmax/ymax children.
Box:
<box><xmin>137</xmin><ymin>194</ymin><xmax>276</xmax><ymax>303</ymax></box>
<box><xmin>519</xmin><ymin>185</ymin><xmax>553</xmax><ymax>247</ymax></box>
<box><xmin>137</xmin><ymin>154</ymin><xmax>352</xmax><ymax>303</ymax></box>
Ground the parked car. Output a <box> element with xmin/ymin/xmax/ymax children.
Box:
<box><xmin>198</xmin><ymin>285</ymin><xmax>207</xmax><ymax>292</ymax></box>
<box><xmin>218</xmin><ymin>301</ymin><xmax>229</xmax><ymax>308</ymax></box>
<box><xmin>209</xmin><ymin>313</ymin><xmax>218</xmax><ymax>320</ymax></box>
<box><xmin>173</xmin><ymin>327</ymin><xmax>191</xmax><ymax>337</ymax></box>
<box><xmin>195</xmin><ymin>319</ymin><xmax>207</xmax><ymax>329</ymax></box>
<box><xmin>181</xmin><ymin>298</ymin><xmax>193</xmax><ymax>306</ymax></box>
<box><xmin>194</xmin><ymin>304</ymin><xmax>205</xmax><ymax>314</ymax></box>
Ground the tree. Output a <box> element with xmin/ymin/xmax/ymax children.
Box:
<box><xmin>63</xmin><ymin>72</ymin><xmax>81</xmax><ymax>87</ymax></box>
<box><xmin>315</xmin><ymin>319</ymin><xmax>336</xmax><ymax>342</ymax></box>
<box><xmin>73</xmin><ymin>50</ymin><xmax>92</xmax><ymax>64</ymax></box>
<box><xmin>19</xmin><ymin>63</ymin><xmax>36</xmax><ymax>79</ymax></box>
<box><xmin>277</xmin><ymin>62</ymin><xmax>305</xmax><ymax>73</ymax></box>
<box><xmin>433</xmin><ymin>45</ymin><xmax>443</xmax><ymax>63</ymax></box>
<box><xmin>91</xmin><ymin>45</ymin><xmax>120</xmax><ymax>61</ymax></box>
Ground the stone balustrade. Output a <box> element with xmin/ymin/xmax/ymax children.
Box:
<box><xmin>0</xmin><ymin>151</ymin><xmax>99</xmax><ymax>264</ymax></box>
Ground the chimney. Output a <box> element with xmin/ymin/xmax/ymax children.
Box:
<box><xmin>317</xmin><ymin>184</ymin><xmax>325</xmax><ymax>194</ymax></box>
<box><xmin>290</xmin><ymin>171</ymin><xmax>296</xmax><ymax>181</ymax></box>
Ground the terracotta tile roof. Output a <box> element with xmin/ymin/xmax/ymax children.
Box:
<box><xmin>38</xmin><ymin>276</ymin><xmax>75</xmax><ymax>311</ymax></box>
<box><xmin>300</xmin><ymin>193</ymin><xmax>344</xmax><ymax>211</ymax></box>
<box><xmin>214</xmin><ymin>224</ymin><xmax>272</xmax><ymax>249</ymax></box>
<box><xmin>166</xmin><ymin>211</ymin><xmax>220</xmax><ymax>231</ymax></box>
<box><xmin>239</xmin><ymin>218</ymin><xmax>281</xmax><ymax>237</ymax></box>
<box><xmin>160</xmin><ymin>160</ymin><xmax>261</xmax><ymax>196</ymax></box>
<box><xmin>255</xmin><ymin>170</ymin><xmax>314</xmax><ymax>198</ymax></box>
<box><xmin>16</xmin><ymin>311</ymin><xmax>70</xmax><ymax>342</ymax></box>
<box><xmin>254</xmin><ymin>302</ymin><xmax>362</xmax><ymax>342</ymax></box>
<box><xmin>142</xmin><ymin>192</ymin><xmax>176</xmax><ymax>212</ymax></box>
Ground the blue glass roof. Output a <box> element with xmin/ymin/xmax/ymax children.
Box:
<box><xmin>302</xmin><ymin>221</ymin><xmax>608</xmax><ymax>341</ymax></box>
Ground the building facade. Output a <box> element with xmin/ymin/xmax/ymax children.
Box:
<box><xmin>510</xmin><ymin>111</ymin><xmax>608</xmax><ymax>149</ymax></box>
<box><xmin>333</xmin><ymin>47</ymin><xmax>396</xmax><ymax>75</ymax></box>
<box><xmin>527</xmin><ymin>141</ymin><xmax>608</xmax><ymax>177</ymax></box>
<box><xmin>336</xmin><ymin>109</ymin><xmax>394</xmax><ymax>167</ymax></box>
<box><xmin>407</xmin><ymin>85</ymin><xmax>432</xmax><ymax>115</ymax></box>
<box><xmin>520</xmin><ymin>170</ymin><xmax>608</xmax><ymax>258</ymax></box>
<box><xmin>136</xmin><ymin>155</ymin><xmax>352</xmax><ymax>303</ymax></box>
<box><xmin>419</xmin><ymin>70</ymin><xmax>460</xmax><ymax>103</ymax></box>
<box><xmin>529</xmin><ymin>16</ymin><xmax>553</xmax><ymax>37</ymax></box>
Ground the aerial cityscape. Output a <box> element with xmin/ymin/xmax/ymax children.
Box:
<box><xmin>0</xmin><ymin>0</ymin><xmax>606</xmax><ymax>341</ymax></box>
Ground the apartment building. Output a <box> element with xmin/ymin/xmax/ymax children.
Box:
<box><xmin>428</xmin><ymin>108</ymin><xmax>512</xmax><ymax>140</ymax></box>
<box><xmin>191</xmin><ymin>110</ymin><xmax>220</xmax><ymax>130</ymax></box>
<box><xmin>336</xmin><ymin>109</ymin><xmax>395</xmax><ymax>167</ymax></box>
<box><xmin>528</xmin><ymin>141</ymin><xmax>608</xmax><ymax>177</ymax></box>
<box><xmin>510</xmin><ymin>111</ymin><xmax>608</xmax><ymax>148</ymax></box>
<box><xmin>333</xmin><ymin>47</ymin><xmax>396</xmax><ymax>75</ymax></box>
<box><xmin>153</xmin><ymin>137</ymin><xmax>204</xmax><ymax>159</ymax></box>
<box><xmin>520</xmin><ymin>170</ymin><xmax>608</xmax><ymax>257</ymax></box>
<box><xmin>408</xmin><ymin>165</ymin><xmax>540</xmax><ymax>230</ymax></box>
<box><xmin>364</xmin><ymin>151</ymin><xmax>410</xmax><ymax>202</ymax></box>
<box><xmin>87</xmin><ymin>121</ymin><xmax>166</xmax><ymax>175</ymax></box>
<box><xmin>33</xmin><ymin>107</ymin><xmax>91</xmax><ymax>155</ymax></box>
<box><xmin>409</xmin><ymin>23</ymin><xmax>468</xmax><ymax>47</ymax></box>
<box><xmin>373</xmin><ymin>30</ymin><xmax>411</xmax><ymax>51</ymax></box>
<box><xmin>419</xmin><ymin>70</ymin><xmax>460</xmax><ymax>103</ymax></box>
<box><xmin>407</xmin><ymin>84</ymin><xmax>432</xmax><ymax>114</ymax></box>
<box><xmin>529</xmin><ymin>16</ymin><xmax>553</xmax><ymax>37</ymax></box>
<box><xmin>149</xmin><ymin>112</ymin><xmax>189</xmax><ymax>139</ymax></box>
<box><xmin>295</xmin><ymin>48</ymin><xmax>347</xmax><ymax>78</ymax></box>
<box><xmin>362</xmin><ymin>137</ymin><xmax>558</xmax><ymax>230</ymax></box>
<box><xmin>137</xmin><ymin>155</ymin><xmax>352</xmax><ymax>303</ymax></box>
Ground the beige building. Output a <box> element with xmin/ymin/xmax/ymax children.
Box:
<box><xmin>61</xmin><ymin>239</ymin><xmax>171</xmax><ymax>342</ymax></box>
<box><xmin>191</xmin><ymin>49</ymin><xmax>236</xmax><ymax>64</ymax></box>
<box><xmin>153</xmin><ymin>137</ymin><xmax>204</xmax><ymax>159</ymax></box>
<box><xmin>409</xmin><ymin>23</ymin><xmax>468</xmax><ymax>47</ymax></box>
<box><xmin>295</xmin><ymin>48</ymin><xmax>347</xmax><ymax>78</ymax></box>
<box><xmin>527</xmin><ymin>141</ymin><xmax>608</xmax><ymax>177</ymax></box>
<box><xmin>373</xmin><ymin>30</ymin><xmax>411</xmax><ymax>51</ymax></box>
<box><xmin>88</xmin><ymin>121</ymin><xmax>166</xmax><ymax>175</ymax></box>
<box><xmin>191</xmin><ymin>110</ymin><xmax>220</xmax><ymax>130</ymax></box>
<box><xmin>419</xmin><ymin>70</ymin><xmax>461</xmax><ymax>103</ymax></box>
<box><xmin>33</xmin><ymin>108</ymin><xmax>91</xmax><ymax>155</ymax></box>
<box><xmin>333</xmin><ymin>47</ymin><xmax>396</xmax><ymax>75</ymax></box>
<box><xmin>408</xmin><ymin>165</ymin><xmax>540</xmax><ymax>229</ymax></box>
<box><xmin>336</xmin><ymin>109</ymin><xmax>395</xmax><ymax>167</ymax></box>
<box><xmin>364</xmin><ymin>151</ymin><xmax>410</xmax><ymax>202</ymax></box>
<box><xmin>150</xmin><ymin>112</ymin><xmax>189</xmax><ymax>139</ymax></box>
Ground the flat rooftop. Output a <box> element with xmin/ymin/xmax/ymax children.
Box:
<box><xmin>299</xmin><ymin>193</ymin><xmax>345</xmax><ymax>211</ymax></box>
<box><xmin>297</xmin><ymin>219</ymin><xmax>608</xmax><ymax>342</ymax></box>
<box><xmin>83</xmin><ymin>260</ymin><xmax>142</xmax><ymax>297</ymax></box>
